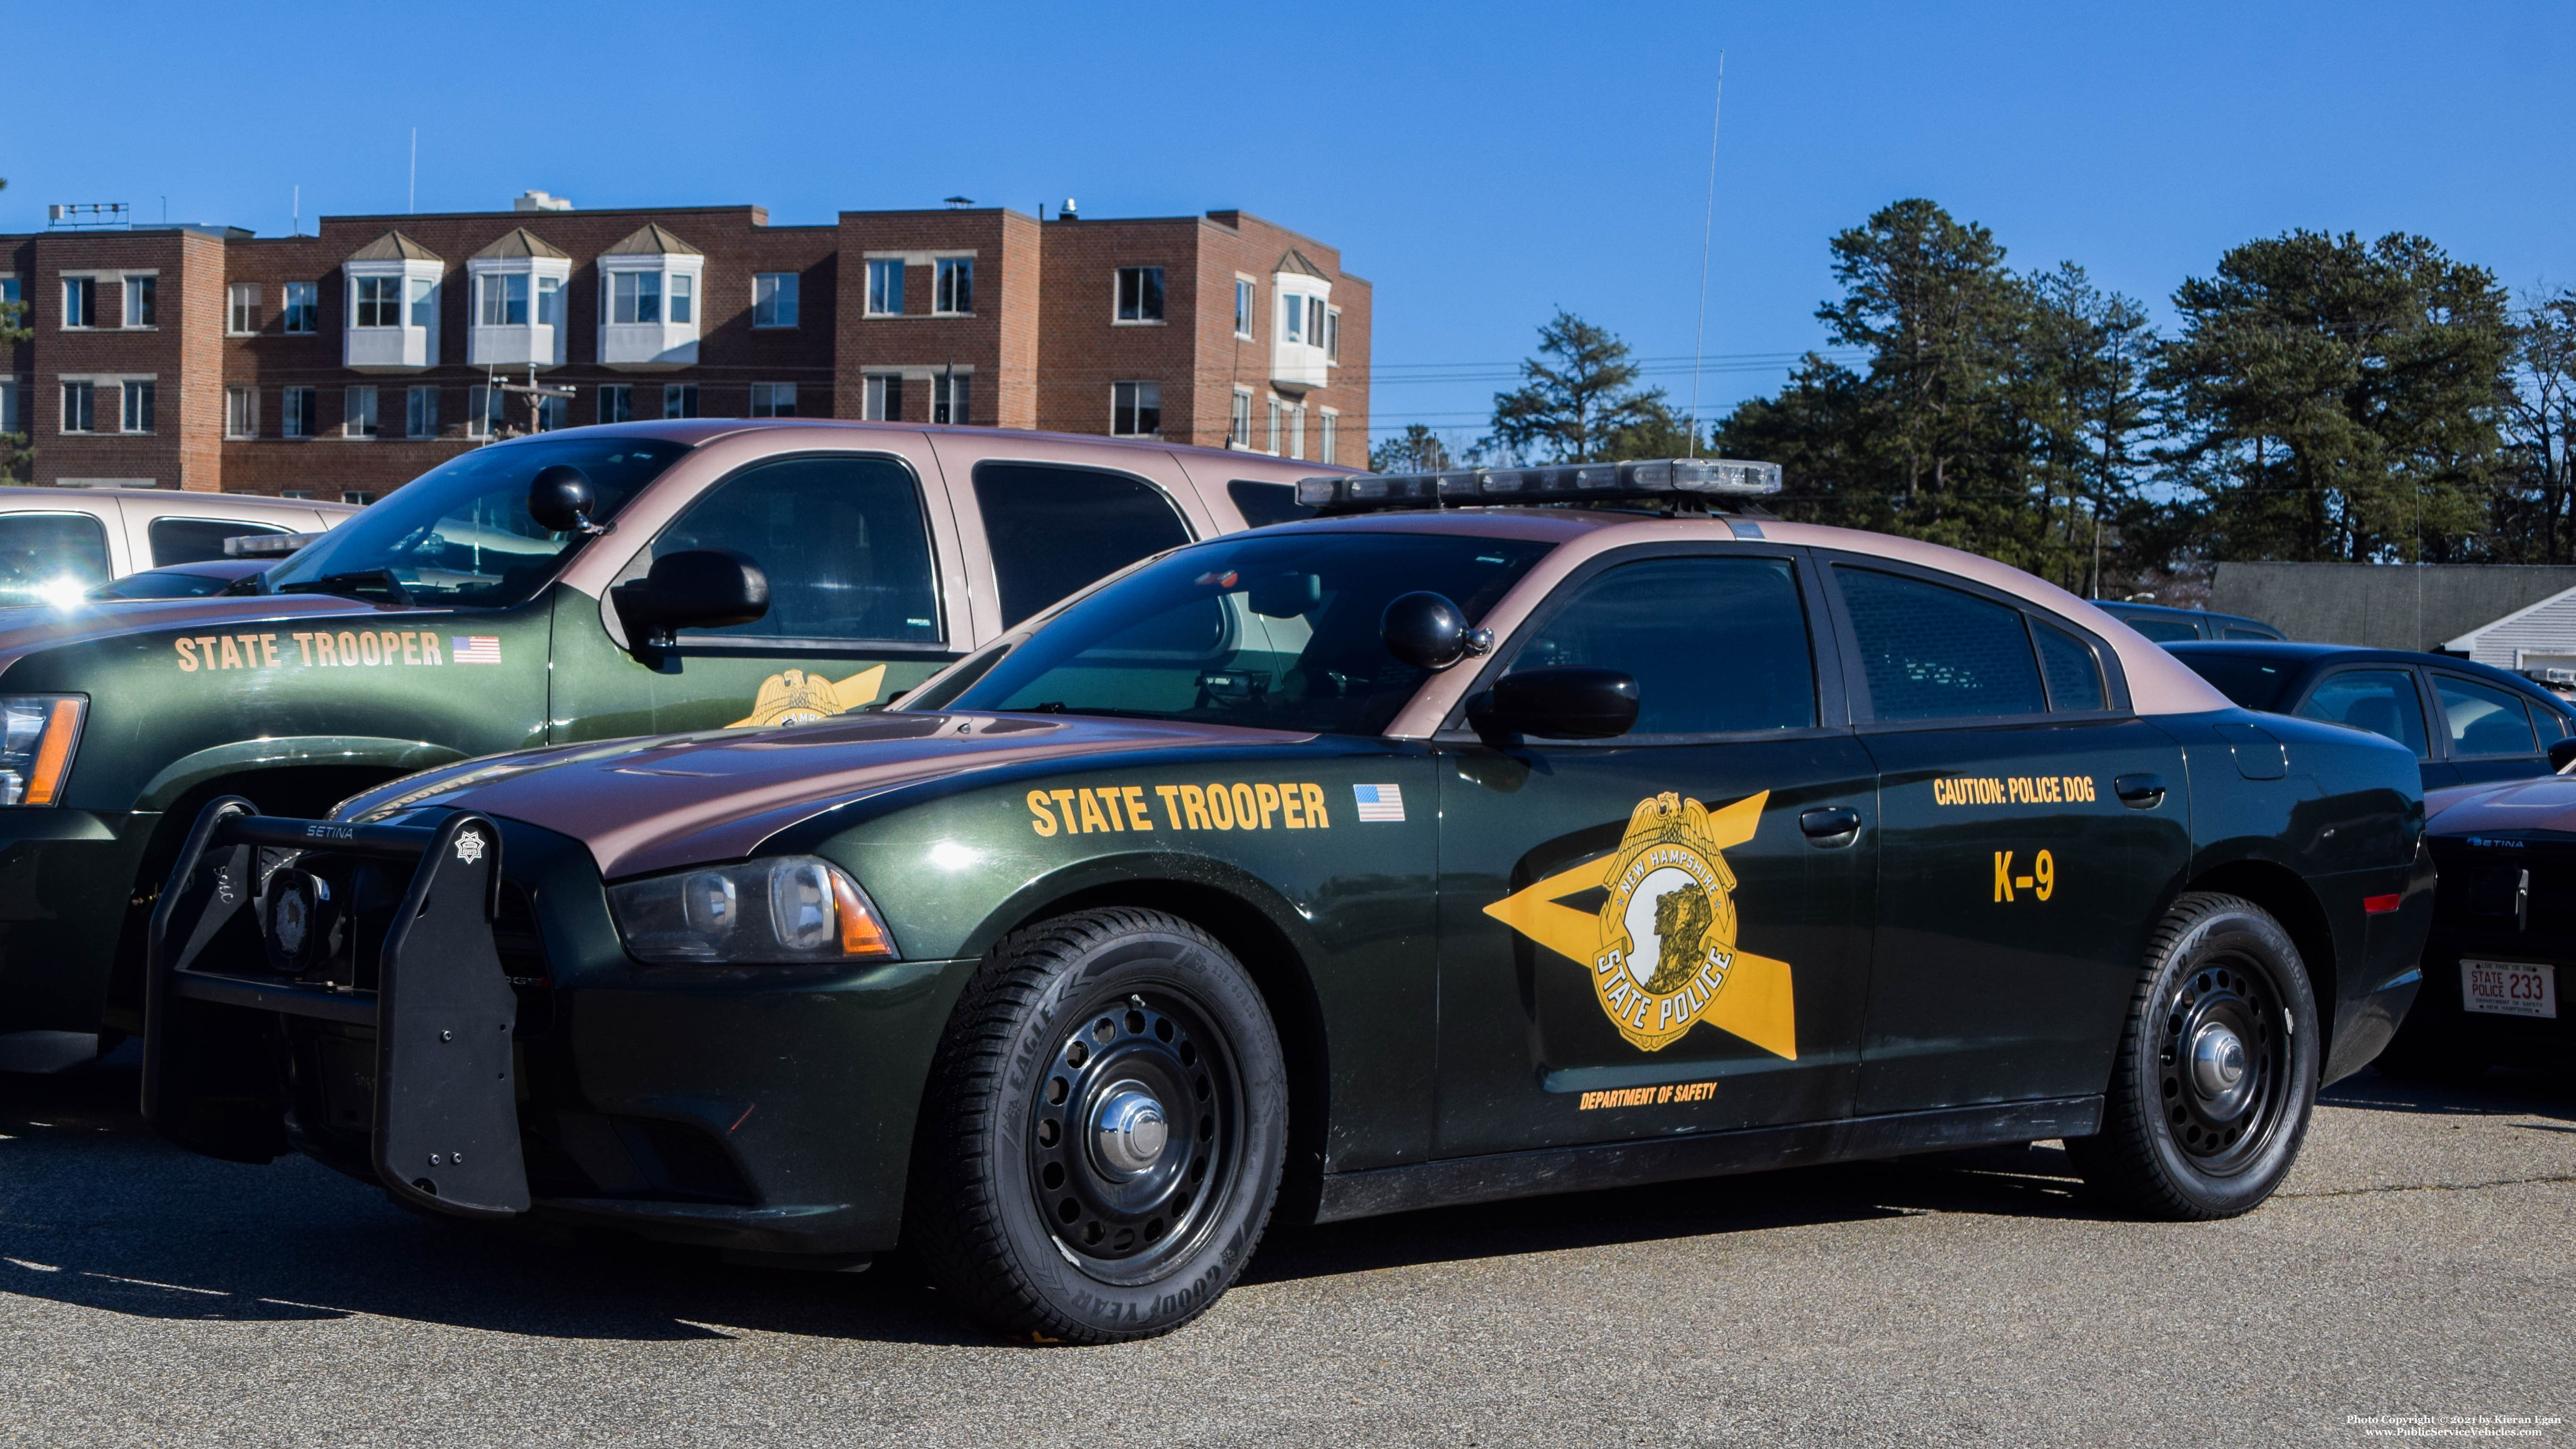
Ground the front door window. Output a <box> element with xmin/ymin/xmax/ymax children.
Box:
<box><xmin>649</xmin><ymin>454</ymin><xmax>941</xmax><ymax>646</ymax></box>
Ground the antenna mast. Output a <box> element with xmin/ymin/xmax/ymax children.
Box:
<box><xmin>1684</xmin><ymin>52</ymin><xmax>1726</xmax><ymax>458</ymax></box>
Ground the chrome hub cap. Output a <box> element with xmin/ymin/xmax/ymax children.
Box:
<box><xmin>2190</xmin><ymin>1023</ymin><xmax>2247</xmax><ymax>1098</ymax></box>
<box><xmin>1090</xmin><ymin>1083</ymin><xmax>1169</xmax><ymax>1179</ymax></box>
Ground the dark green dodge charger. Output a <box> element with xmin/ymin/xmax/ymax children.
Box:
<box><xmin>146</xmin><ymin>460</ymin><xmax>2433</xmax><ymax>1343</ymax></box>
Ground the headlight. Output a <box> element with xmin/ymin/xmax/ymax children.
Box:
<box><xmin>607</xmin><ymin>855</ymin><xmax>897</xmax><ymax>965</ymax></box>
<box><xmin>0</xmin><ymin>696</ymin><xmax>86</xmax><ymax>807</ymax></box>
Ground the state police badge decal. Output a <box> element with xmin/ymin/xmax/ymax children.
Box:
<box><xmin>1484</xmin><ymin>790</ymin><xmax>1799</xmax><ymax>1060</ymax></box>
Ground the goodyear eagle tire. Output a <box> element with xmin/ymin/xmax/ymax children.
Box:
<box><xmin>2065</xmin><ymin>892</ymin><xmax>2320</xmax><ymax>1220</ymax></box>
<box><xmin>906</xmin><ymin>907</ymin><xmax>1286</xmax><ymax>1343</ymax></box>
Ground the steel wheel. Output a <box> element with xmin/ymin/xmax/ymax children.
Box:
<box><xmin>2156</xmin><ymin>959</ymin><xmax>2287</xmax><ymax>1174</ymax></box>
<box><xmin>1025</xmin><ymin>990</ymin><xmax>1243</xmax><ymax>1286</ymax></box>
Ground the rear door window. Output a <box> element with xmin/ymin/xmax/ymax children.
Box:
<box><xmin>1837</xmin><ymin>566</ymin><xmax>2046</xmax><ymax>720</ymax></box>
<box><xmin>973</xmin><ymin>463</ymin><xmax>1191</xmax><ymax>628</ymax></box>
<box><xmin>149</xmin><ymin>516</ymin><xmax>289</xmax><ymax>566</ymax></box>
<box><xmin>0</xmin><ymin>512</ymin><xmax>113</xmax><ymax>605</ymax></box>
<box><xmin>2295</xmin><ymin>669</ymin><xmax>2429</xmax><ymax>758</ymax></box>
<box><xmin>651</xmin><ymin>453</ymin><xmax>941</xmax><ymax>644</ymax></box>
<box><xmin>1226</xmin><ymin>479</ymin><xmax>1316</xmax><ymax>529</ymax></box>
<box><xmin>2123</xmin><ymin>617</ymin><xmax>2202</xmax><ymax>643</ymax></box>
<box><xmin>2432</xmin><ymin>674</ymin><xmax>2540</xmax><ymax>760</ymax></box>
<box><xmin>2033</xmin><ymin>621</ymin><xmax>2108</xmax><ymax>712</ymax></box>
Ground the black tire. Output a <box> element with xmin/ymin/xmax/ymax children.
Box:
<box><xmin>905</xmin><ymin>907</ymin><xmax>1287</xmax><ymax>1343</ymax></box>
<box><xmin>2065</xmin><ymin>892</ymin><xmax>2321</xmax><ymax>1220</ymax></box>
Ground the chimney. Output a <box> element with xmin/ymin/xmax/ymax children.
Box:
<box><xmin>514</xmin><ymin>189</ymin><xmax>574</xmax><ymax>213</ymax></box>
<box><xmin>1060</xmin><ymin>197</ymin><xmax>1078</xmax><ymax>221</ymax></box>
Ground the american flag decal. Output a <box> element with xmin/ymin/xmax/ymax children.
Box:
<box><xmin>1353</xmin><ymin>783</ymin><xmax>1405</xmax><ymax>823</ymax></box>
<box><xmin>450</xmin><ymin>636</ymin><xmax>503</xmax><ymax>665</ymax></box>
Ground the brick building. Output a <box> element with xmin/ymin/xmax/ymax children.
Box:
<box><xmin>0</xmin><ymin>196</ymin><xmax>1369</xmax><ymax>499</ymax></box>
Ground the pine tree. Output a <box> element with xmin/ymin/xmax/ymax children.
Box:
<box><xmin>1486</xmin><ymin>311</ymin><xmax>1670</xmax><ymax>463</ymax></box>
<box><xmin>2155</xmin><ymin>230</ymin><xmax>2511</xmax><ymax>563</ymax></box>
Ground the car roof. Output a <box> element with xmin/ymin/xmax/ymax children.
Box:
<box><xmin>486</xmin><ymin>418</ymin><xmax>1368</xmax><ymax>474</ymax></box>
<box><xmin>0</xmin><ymin>485</ymin><xmax>358</xmax><ymax>516</ymax></box>
<box><xmin>2166</xmin><ymin>639</ymin><xmax>2576</xmax><ymax>712</ymax></box>
<box><xmin>1240</xmin><ymin>507</ymin><xmax>2231</xmax><ymax>718</ymax></box>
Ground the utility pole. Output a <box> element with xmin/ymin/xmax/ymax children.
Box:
<box><xmin>497</xmin><ymin>367</ymin><xmax>575</xmax><ymax>437</ymax></box>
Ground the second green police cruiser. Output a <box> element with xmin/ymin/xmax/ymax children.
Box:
<box><xmin>145</xmin><ymin>458</ymin><xmax>2433</xmax><ymax>1343</ymax></box>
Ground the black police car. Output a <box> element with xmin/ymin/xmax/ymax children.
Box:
<box><xmin>2168</xmin><ymin>642</ymin><xmax>2576</xmax><ymax>789</ymax></box>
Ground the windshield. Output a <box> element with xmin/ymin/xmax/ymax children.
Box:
<box><xmin>264</xmin><ymin>436</ymin><xmax>690</xmax><ymax>608</ymax></box>
<box><xmin>910</xmin><ymin>531</ymin><xmax>1554</xmax><ymax>736</ymax></box>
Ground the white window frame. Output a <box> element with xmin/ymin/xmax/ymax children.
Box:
<box><xmin>61</xmin><ymin>276</ymin><xmax>97</xmax><ymax>329</ymax></box>
<box><xmin>1233</xmin><ymin>277</ymin><xmax>1256</xmax><ymax>339</ymax></box>
<box><xmin>662</xmin><ymin>383</ymin><xmax>698</xmax><ymax>419</ymax></box>
<box><xmin>1288</xmin><ymin>403</ymin><xmax>1306</xmax><ymax>461</ymax></box>
<box><xmin>1265</xmin><ymin>395</ymin><xmax>1281</xmax><ymax>455</ymax></box>
<box><xmin>750</xmin><ymin>382</ymin><xmax>797</xmax><ymax>418</ymax></box>
<box><xmin>343</xmin><ymin>385</ymin><xmax>380</xmax><ymax>439</ymax></box>
<box><xmin>282</xmin><ymin>282</ymin><xmax>319</xmax><ymax>335</ymax></box>
<box><xmin>1279</xmin><ymin>293</ymin><xmax>1302</xmax><ymax>344</ymax></box>
<box><xmin>752</xmin><ymin>273</ymin><xmax>799</xmax><ymax>328</ymax></box>
<box><xmin>932</xmin><ymin>257</ymin><xmax>973</xmax><ymax>317</ymax></box>
<box><xmin>120</xmin><ymin>380</ymin><xmax>155</xmax><ymax>434</ymax></box>
<box><xmin>282</xmin><ymin>386</ymin><xmax>317</xmax><ymax>438</ymax></box>
<box><xmin>1229</xmin><ymin>387</ymin><xmax>1253</xmax><ymax>448</ymax></box>
<box><xmin>227</xmin><ymin>283</ymin><xmax>261</xmax><ymax>336</ymax></box>
<box><xmin>122</xmin><ymin>273</ymin><xmax>157</xmax><ymax>329</ymax></box>
<box><xmin>466</xmin><ymin>385</ymin><xmax>502</xmax><ymax>438</ymax></box>
<box><xmin>932</xmin><ymin>371</ymin><xmax>970</xmax><ymax>425</ymax></box>
<box><xmin>865</xmin><ymin>258</ymin><xmax>904</xmax><ymax>316</ymax></box>
<box><xmin>60</xmin><ymin>379</ymin><xmax>96</xmax><ymax>433</ymax></box>
<box><xmin>607</xmin><ymin>270</ymin><xmax>663</xmax><ymax>326</ymax></box>
<box><xmin>598</xmin><ymin>384</ymin><xmax>633</xmax><ymax>425</ymax></box>
<box><xmin>1325</xmin><ymin>305</ymin><xmax>1341</xmax><ymax>364</ymax></box>
<box><xmin>1109</xmin><ymin>380</ymin><xmax>1162</xmax><ymax>438</ymax></box>
<box><xmin>225</xmin><ymin>385</ymin><xmax>259</xmax><ymax>439</ymax></box>
<box><xmin>1319</xmin><ymin>407</ymin><xmax>1338</xmax><ymax>466</ymax></box>
<box><xmin>1113</xmin><ymin>266</ymin><xmax>1166</xmax><ymax>325</ymax></box>
<box><xmin>863</xmin><ymin>373</ymin><xmax>904</xmax><ymax>422</ymax></box>
<box><xmin>352</xmin><ymin>275</ymin><xmax>404</xmax><ymax>329</ymax></box>
<box><xmin>478</xmin><ymin>272</ymin><xmax>530</xmax><ymax>327</ymax></box>
<box><xmin>406</xmin><ymin>385</ymin><xmax>440</xmax><ymax>438</ymax></box>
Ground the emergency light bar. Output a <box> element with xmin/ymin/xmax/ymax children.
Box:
<box><xmin>1296</xmin><ymin>457</ymin><xmax>1781</xmax><ymax>514</ymax></box>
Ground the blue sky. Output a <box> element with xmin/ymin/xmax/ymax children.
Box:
<box><xmin>6</xmin><ymin>0</ymin><xmax>2570</xmax><ymax>450</ymax></box>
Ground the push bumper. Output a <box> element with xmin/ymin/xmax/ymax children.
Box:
<box><xmin>144</xmin><ymin>798</ymin><xmax>529</xmax><ymax>1216</ymax></box>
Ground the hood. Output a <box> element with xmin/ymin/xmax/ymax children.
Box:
<box><xmin>0</xmin><ymin>592</ymin><xmax>424</xmax><ymax>674</ymax></box>
<box><xmin>2425</xmin><ymin>772</ymin><xmax>2576</xmax><ymax>840</ymax></box>
<box><xmin>341</xmin><ymin>711</ymin><xmax>1315</xmax><ymax>879</ymax></box>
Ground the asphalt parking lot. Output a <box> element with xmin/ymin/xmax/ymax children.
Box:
<box><xmin>1</xmin><ymin>1053</ymin><xmax>2568</xmax><ymax>1449</ymax></box>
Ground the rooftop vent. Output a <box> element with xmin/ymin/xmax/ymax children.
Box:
<box><xmin>514</xmin><ymin>190</ymin><xmax>574</xmax><ymax>213</ymax></box>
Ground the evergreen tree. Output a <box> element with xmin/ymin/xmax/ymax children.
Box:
<box><xmin>2017</xmin><ymin>263</ymin><xmax>2158</xmax><ymax>597</ymax></box>
<box><xmin>1486</xmin><ymin>311</ymin><xmax>1669</xmax><ymax>462</ymax></box>
<box><xmin>2154</xmin><ymin>230</ymin><xmax>2512</xmax><ymax>563</ymax></box>
<box><xmin>1369</xmin><ymin>423</ymin><xmax>1452</xmax><ymax>475</ymax></box>
<box><xmin>2495</xmin><ymin>290</ymin><xmax>2576</xmax><ymax>563</ymax></box>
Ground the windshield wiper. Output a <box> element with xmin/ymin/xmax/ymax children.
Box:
<box><xmin>1017</xmin><ymin>703</ymin><xmax>1170</xmax><ymax>720</ymax></box>
<box><xmin>276</xmin><ymin>569</ymin><xmax>416</xmax><ymax>606</ymax></box>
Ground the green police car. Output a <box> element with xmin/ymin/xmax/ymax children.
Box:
<box><xmin>145</xmin><ymin>459</ymin><xmax>2432</xmax><ymax>1343</ymax></box>
<box><xmin>0</xmin><ymin>419</ymin><xmax>1325</xmax><ymax>1072</ymax></box>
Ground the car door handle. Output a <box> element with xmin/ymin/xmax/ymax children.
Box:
<box><xmin>2114</xmin><ymin>773</ymin><xmax>2167</xmax><ymax>809</ymax></box>
<box><xmin>1799</xmin><ymin>807</ymin><xmax>1862</xmax><ymax>847</ymax></box>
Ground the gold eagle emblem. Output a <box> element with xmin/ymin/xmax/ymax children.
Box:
<box><xmin>1483</xmin><ymin>790</ymin><xmax>1796</xmax><ymax>1058</ymax></box>
<box><xmin>728</xmin><ymin>664</ymin><xmax>889</xmax><ymax>728</ymax></box>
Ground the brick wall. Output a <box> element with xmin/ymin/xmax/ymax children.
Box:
<box><xmin>0</xmin><ymin>200</ymin><xmax>1366</xmax><ymax>497</ymax></box>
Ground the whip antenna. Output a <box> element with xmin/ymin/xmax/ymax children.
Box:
<box><xmin>1685</xmin><ymin>52</ymin><xmax>1726</xmax><ymax>458</ymax></box>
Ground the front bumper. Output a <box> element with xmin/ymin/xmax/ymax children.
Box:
<box><xmin>143</xmin><ymin>799</ymin><xmax>972</xmax><ymax>1255</ymax></box>
<box><xmin>0</xmin><ymin>810</ymin><xmax>155</xmax><ymax>1038</ymax></box>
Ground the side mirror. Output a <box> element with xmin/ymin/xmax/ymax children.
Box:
<box><xmin>1382</xmin><ymin>591</ymin><xmax>1490</xmax><ymax>671</ymax></box>
<box><xmin>527</xmin><ymin>465</ymin><xmax>600</xmax><ymax>535</ymax></box>
<box><xmin>611</xmin><ymin>549</ymin><xmax>770</xmax><ymax>663</ymax></box>
<box><xmin>1468</xmin><ymin>667</ymin><xmax>1640</xmax><ymax>742</ymax></box>
<box><xmin>2550</xmin><ymin>737</ymin><xmax>2576</xmax><ymax>773</ymax></box>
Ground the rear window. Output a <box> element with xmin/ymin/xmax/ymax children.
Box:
<box><xmin>0</xmin><ymin>512</ymin><xmax>112</xmax><ymax>606</ymax></box>
<box><xmin>1227</xmin><ymin>480</ymin><xmax>1315</xmax><ymax>529</ymax></box>
<box><xmin>2176</xmin><ymin>654</ymin><xmax>2299</xmax><ymax>713</ymax></box>
<box><xmin>149</xmin><ymin>516</ymin><xmax>289</xmax><ymax>566</ymax></box>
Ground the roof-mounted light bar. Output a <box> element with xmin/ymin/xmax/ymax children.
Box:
<box><xmin>1295</xmin><ymin>458</ymin><xmax>1782</xmax><ymax>514</ymax></box>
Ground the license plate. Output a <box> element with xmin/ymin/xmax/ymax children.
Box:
<box><xmin>2461</xmin><ymin>959</ymin><xmax>2558</xmax><ymax>1019</ymax></box>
